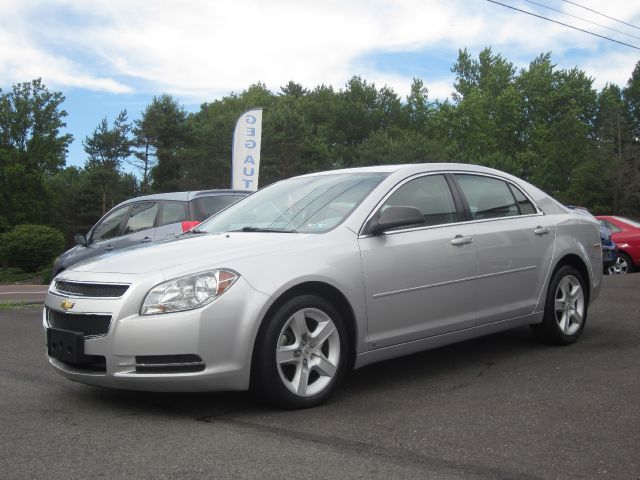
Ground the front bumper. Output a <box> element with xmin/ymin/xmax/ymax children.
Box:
<box><xmin>43</xmin><ymin>273</ymin><xmax>269</xmax><ymax>392</ymax></box>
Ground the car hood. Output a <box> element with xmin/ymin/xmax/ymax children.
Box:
<box><xmin>58</xmin><ymin>244</ymin><xmax>81</xmax><ymax>260</ymax></box>
<box><xmin>68</xmin><ymin>232</ymin><xmax>316</xmax><ymax>275</ymax></box>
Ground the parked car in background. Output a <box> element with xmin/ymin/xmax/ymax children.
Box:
<box><xmin>566</xmin><ymin>206</ymin><xmax>616</xmax><ymax>273</ymax></box>
<box><xmin>52</xmin><ymin>190</ymin><xmax>249</xmax><ymax>277</ymax></box>
<box><xmin>44</xmin><ymin>164</ymin><xmax>602</xmax><ymax>409</ymax></box>
<box><xmin>599</xmin><ymin>221</ymin><xmax>618</xmax><ymax>274</ymax></box>
<box><xmin>596</xmin><ymin>215</ymin><xmax>640</xmax><ymax>274</ymax></box>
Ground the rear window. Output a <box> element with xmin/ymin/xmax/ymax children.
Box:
<box><xmin>508</xmin><ymin>184</ymin><xmax>537</xmax><ymax>215</ymax></box>
<box><xmin>124</xmin><ymin>202</ymin><xmax>159</xmax><ymax>234</ymax></box>
<box><xmin>190</xmin><ymin>195</ymin><xmax>244</xmax><ymax>221</ymax></box>
<box><xmin>455</xmin><ymin>174</ymin><xmax>519</xmax><ymax>220</ymax></box>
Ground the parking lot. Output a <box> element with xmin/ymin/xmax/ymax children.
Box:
<box><xmin>1</xmin><ymin>274</ymin><xmax>638</xmax><ymax>479</ymax></box>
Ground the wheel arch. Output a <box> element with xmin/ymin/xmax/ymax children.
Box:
<box><xmin>250</xmin><ymin>281</ymin><xmax>359</xmax><ymax>376</ymax></box>
<box><xmin>616</xmin><ymin>249</ymin><xmax>635</xmax><ymax>265</ymax></box>
<box><xmin>550</xmin><ymin>254</ymin><xmax>591</xmax><ymax>303</ymax></box>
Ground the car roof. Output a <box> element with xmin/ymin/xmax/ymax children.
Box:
<box><xmin>295</xmin><ymin>162</ymin><xmax>525</xmax><ymax>178</ymax></box>
<box><xmin>114</xmin><ymin>189</ymin><xmax>251</xmax><ymax>206</ymax></box>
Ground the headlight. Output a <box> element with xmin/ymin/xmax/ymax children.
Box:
<box><xmin>141</xmin><ymin>269</ymin><xmax>238</xmax><ymax>315</ymax></box>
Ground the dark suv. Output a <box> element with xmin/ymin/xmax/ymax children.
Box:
<box><xmin>52</xmin><ymin>190</ymin><xmax>249</xmax><ymax>277</ymax></box>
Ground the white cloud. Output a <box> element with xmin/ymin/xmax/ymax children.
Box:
<box><xmin>0</xmin><ymin>5</ymin><xmax>132</xmax><ymax>93</ymax></box>
<box><xmin>1</xmin><ymin>0</ymin><xmax>639</xmax><ymax>98</ymax></box>
<box><xmin>582</xmin><ymin>51</ymin><xmax>639</xmax><ymax>89</ymax></box>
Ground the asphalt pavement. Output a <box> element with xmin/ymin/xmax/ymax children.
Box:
<box><xmin>1</xmin><ymin>275</ymin><xmax>638</xmax><ymax>479</ymax></box>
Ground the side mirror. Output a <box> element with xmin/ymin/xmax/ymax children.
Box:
<box><xmin>366</xmin><ymin>206</ymin><xmax>425</xmax><ymax>236</ymax></box>
<box><xmin>74</xmin><ymin>234</ymin><xmax>88</xmax><ymax>246</ymax></box>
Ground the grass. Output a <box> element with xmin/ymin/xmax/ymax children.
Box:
<box><xmin>0</xmin><ymin>267</ymin><xmax>48</xmax><ymax>284</ymax></box>
<box><xmin>0</xmin><ymin>301</ymin><xmax>41</xmax><ymax>310</ymax></box>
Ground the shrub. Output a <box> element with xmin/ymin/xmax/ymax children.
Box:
<box><xmin>0</xmin><ymin>216</ymin><xmax>10</xmax><ymax>234</ymax></box>
<box><xmin>0</xmin><ymin>224</ymin><xmax>65</xmax><ymax>273</ymax></box>
<box><xmin>40</xmin><ymin>262</ymin><xmax>54</xmax><ymax>285</ymax></box>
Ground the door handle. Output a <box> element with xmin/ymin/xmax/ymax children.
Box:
<box><xmin>105</xmin><ymin>245</ymin><xmax>113</xmax><ymax>251</ymax></box>
<box><xmin>534</xmin><ymin>226</ymin><xmax>550</xmax><ymax>235</ymax></box>
<box><xmin>141</xmin><ymin>237</ymin><xmax>152</xmax><ymax>243</ymax></box>
<box><xmin>451</xmin><ymin>235</ymin><xmax>474</xmax><ymax>246</ymax></box>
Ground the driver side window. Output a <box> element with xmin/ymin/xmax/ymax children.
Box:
<box><xmin>380</xmin><ymin>174</ymin><xmax>458</xmax><ymax>229</ymax></box>
<box><xmin>91</xmin><ymin>206</ymin><xmax>130</xmax><ymax>243</ymax></box>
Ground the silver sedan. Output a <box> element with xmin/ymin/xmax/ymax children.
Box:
<box><xmin>44</xmin><ymin>163</ymin><xmax>603</xmax><ymax>408</ymax></box>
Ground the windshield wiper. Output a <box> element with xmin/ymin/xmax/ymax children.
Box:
<box><xmin>179</xmin><ymin>229</ymin><xmax>209</xmax><ymax>236</ymax></box>
<box><xmin>232</xmin><ymin>226</ymin><xmax>297</xmax><ymax>233</ymax></box>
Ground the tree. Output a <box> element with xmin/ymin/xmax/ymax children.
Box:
<box><xmin>138</xmin><ymin>94</ymin><xmax>189</xmax><ymax>192</ymax></box>
<box><xmin>625</xmin><ymin>61</ymin><xmax>640</xmax><ymax>138</ymax></box>
<box><xmin>448</xmin><ymin>48</ymin><xmax>521</xmax><ymax>167</ymax></box>
<box><xmin>621</xmin><ymin>63</ymin><xmax>640</xmax><ymax>215</ymax></box>
<box><xmin>83</xmin><ymin>110</ymin><xmax>132</xmax><ymax>214</ymax></box>
<box><xmin>405</xmin><ymin>78</ymin><xmax>433</xmax><ymax>131</ymax></box>
<box><xmin>0</xmin><ymin>78</ymin><xmax>72</xmax><ymax>172</ymax></box>
<box><xmin>0</xmin><ymin>79</ymin><xmax>73</xmax><ymax>225</ymax></box>
<box><xmin>131</xmin><ymin>122</ymin><xmax>156</xmax><ymax>194</ymax></box>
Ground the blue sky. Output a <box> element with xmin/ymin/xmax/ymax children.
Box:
<box><xmin>1</xmin><ymin>0</ymin><xmax>639</xmax><ymax>171</ymax></box>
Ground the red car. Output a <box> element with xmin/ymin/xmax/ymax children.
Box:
<box><xmin>596</xmin><ymin>216</ymin><xmax>640</xmax><ymax>273</ymax></box>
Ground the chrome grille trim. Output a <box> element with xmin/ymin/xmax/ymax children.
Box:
<box><xmin>54</xmin><ymin>280</ymin><xmax>130</xmax><ymax>298</ymax></box>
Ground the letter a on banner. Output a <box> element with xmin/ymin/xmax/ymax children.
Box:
<box><xmin>231</xmin><ymin>108</ymin><xmax>262</xmax><ymax>191</ymax></box>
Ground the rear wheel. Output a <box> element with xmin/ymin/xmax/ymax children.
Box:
<box><xmin>251</xmin><ymin>294</ymin><xmax>348</xmax><ymax>409</ymax></box>
<box><xmin>532</xmin><ymin>265</ymin><xmax>588</xmax><ymax>345</ymax></box>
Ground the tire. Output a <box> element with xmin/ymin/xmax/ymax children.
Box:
<box><xmin>251</xmin><ymin>294</ymin><xmax>348</xmax><ymax>409</ymax></box>
<box><xmin>532</xmin><ymin>265</ymin><xmax>588</xmax><ymax>345</ymax></box>
<box><xmin>608</xmin><ymin>253</ymin><xmax>634</xmax><ymax>275</ymax></box>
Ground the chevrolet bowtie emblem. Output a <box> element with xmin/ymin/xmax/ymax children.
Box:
<box><xmin>60</xmin><ymin>300</ymin><xmax>75</xmax><ymax>311</ymax></box>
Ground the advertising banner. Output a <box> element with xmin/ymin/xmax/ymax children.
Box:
<box><xmin>231</xmin><ymin>108</ymin><xmax>262</xmax><ymax>191</ymax></box>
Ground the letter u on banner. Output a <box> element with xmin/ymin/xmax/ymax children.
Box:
<box><xmin>231</xmin><ymin>108</ymin><xmax>263</xmax><ymax>191</ymax></box>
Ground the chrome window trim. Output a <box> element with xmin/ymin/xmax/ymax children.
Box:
<box><xmin>358</xmin><ymin>170</ymin><xmax>544</xmax><ymax>238</ymax></box>
<box><xmin>360</xmin><ymin>212</ymin><xmax>545</xmax><ymax>239</ymax></box>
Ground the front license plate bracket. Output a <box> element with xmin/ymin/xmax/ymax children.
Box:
<box><xmin>47</xmin><ymin>328</ymin><xmax>85</xmax><ymax>364</ymax></box>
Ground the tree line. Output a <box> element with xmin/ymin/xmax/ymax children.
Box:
<box><xmin>1</xmin><ymin>48</ymin><xmax>639</xmax><ymax>246</ymax></box>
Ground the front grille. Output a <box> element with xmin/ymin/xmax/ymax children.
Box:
<box><xmin>48</xmin><ymin>309</ymin><xmax>112</xmax><ymax>337</ymax></box>
<box><xmin>54</xmin><ymin>280</ymin><xmax>129</xmax><ymax>298</ymax></box>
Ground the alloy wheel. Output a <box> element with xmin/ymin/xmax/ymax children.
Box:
<box><xmin>553</xmin><ymin>275</ymin><xmax>585</xmax><ymax>336</ymax></box>
<box><xmin>275</xmin><ymin>307</ymin><xmax>341</xmax><ymax>397</ymax></box>
<box><xmin>608</xmin><ymin>256</ymin><xmax>629</xmax><ymax>275</ymax></box>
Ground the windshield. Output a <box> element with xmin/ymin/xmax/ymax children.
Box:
<box><xmin>197</xmin><ymin>172</ymin><xmax>388</xmax><ymax>234</ymax></box>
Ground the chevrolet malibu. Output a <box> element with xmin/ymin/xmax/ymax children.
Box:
<box><xmin>44</xmin><ymin>164</ymin><xmax>603</xmax><ymax>408</ymax></box>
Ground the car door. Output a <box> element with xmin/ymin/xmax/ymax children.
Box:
<box><xmin>358</xmin><ymin>173</ymin><xmax>479</xmax><ymax>349</ymax></box>
<box><xmin>452</xmin><ymin>174</ymin><xmax>555</xmax><ymax>324</ymax></box>
<box><xmin>100</xmin><ymin>201</ymin><xmax>159</xmax><ymax>253</ymax></box>
<box><xmin>86</xmin><ymin>204</ymin><xmax>132</xmax><ymax>257</ymax></box>
<box><xmin>119</xmin><ymin>201</ymin><xmax>159</xmax><ymax>247</ymax></box>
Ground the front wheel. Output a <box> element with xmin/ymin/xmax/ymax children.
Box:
<box><xmin>608</xmin><ymin>253</ymin><xmax>633</xmax><ymax>275</ymax></box>
<box><xmin>251</xmin><ymin>295</ymin><xmax>348</xmax><ymax>409</ymax></box>
<box><xmin>532</xmin><ymin>265</ymin><xmax>588</xmax><ymax>345</ymax></box>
